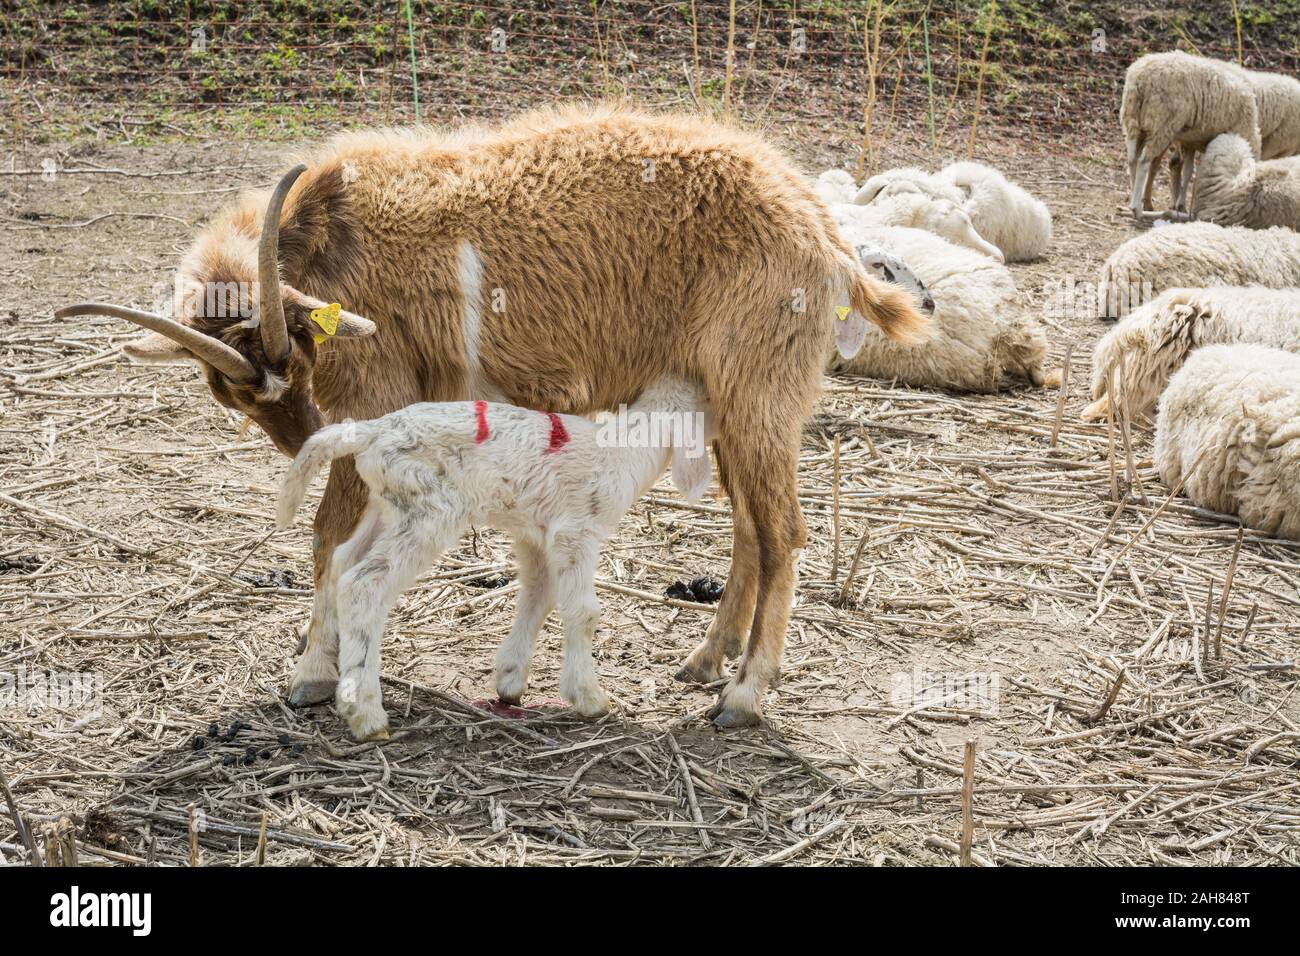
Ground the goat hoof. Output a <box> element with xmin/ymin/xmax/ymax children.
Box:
<box><xmin>357</xmin><ymin>726</ymin><xmax>390</xmax><ymax>743</ymax></box>
<box><xmin>709</xmin><ymin>703</ymin><xmax>762</xmax><ymax>729</ymax></box>
<box><xmin>675</xmin><ymin>661</ymin><xmax>722</xmax><ymax>685</ymax></box>
<box><xmin>288</xmin><ymin>679</ymin><xmax>337</xmax><ymax>707</ymax></box>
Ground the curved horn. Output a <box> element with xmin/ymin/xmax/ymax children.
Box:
<box><xmin>258</xmin><ymin>164</ymin><xmax>308</xmax><ymax>366</ymax></box>
<box><xmin>55</xmin><ymin>303</ymin><xmax>256</xmax><ymax>382</ymax></box>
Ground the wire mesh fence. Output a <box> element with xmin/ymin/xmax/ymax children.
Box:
<box><xmin>5</xmin><ymin>2</ymin><xmax>1300</xmax><ymax>155</ymax></box>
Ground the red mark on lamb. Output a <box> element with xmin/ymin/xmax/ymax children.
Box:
<box><xmin>474</xmin><ymin>400</ymin><xmax>489</xmax><ymax>444</ymax></box>
<box><xmin>546</xmin><ymin>413</ymin><xmax>569</xmax><ymax>452</ymax></box>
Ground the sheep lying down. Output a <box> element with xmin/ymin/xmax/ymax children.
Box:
<box><xmin>277</xmin><ymin>377</ymin><xmax>712</xmax><ymax>740</ymax></box>
<box><xmin>831</xmin><ymin>224</ymin><xmax>1057</xmax><ymax>392</ymax></box>
<box><xmin>1156</xmin><ymin>344</ymin><xmax>1300</xmax><ymax>541</ymax></box>
<box><xmin>1085</xmin><ymin>286</ymin><xmax>1300</xmax><ymax>423</ymax></box>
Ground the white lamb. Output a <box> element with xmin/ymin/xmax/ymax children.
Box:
<box><xmin>853</xmin><ymin>167</ymin><xmax>964</xmax><ymax>206</ymax></box>
<box><xmin>1084</xmin><ymin>286</ymin><xmax>1300</xmax><ymax>423</ymax></box>
<box><xmin>277</xmin><ymin>377</ymin><xmax>712</xmax><ymax>740</ymax></box>
<box><xmin>829</xmin><ymin>224</ymin><xmax>1056</xmax><ymax>391</ymax></box>
<box><xmin>1155</xmin><ymin>344</ymin><xmax>1300</xmax><ymax>541</ymax></box>
<box><xmin>813</xmin><ymin>168</ymin><xmax>858</xmax><ymax>205</ymax></box>
<box><xmin>1191</xmin><ymin>133</ymin><xmax>1300</xmax><ymax>229</ymax></box>
<box><xmin>1095</xmin><ymin>221</ymin><xmax>1300</xmax><ymax>319</ymax></box>
<box><xmin>936</xmin><ymin>161</ymin><xmax>1053</xmax><ymax>261</ymax></box>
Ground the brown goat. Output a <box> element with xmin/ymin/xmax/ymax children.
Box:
<box><xmin>58</xmin><ymin>104</ymin><xmax>926</xmax><ymax>727</ymax></box>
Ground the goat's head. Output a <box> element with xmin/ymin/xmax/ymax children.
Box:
<box><xmin>56</xmin><ymin>166</ymin><xmax>376</xmax><ymax>456</ymax></box>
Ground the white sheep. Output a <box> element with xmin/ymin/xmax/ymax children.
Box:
<box><xmin>830</xmin><ymin>224</ymin><xmax>1056</xmax><ymax>391</ymax></box>
<box><xmin>1084</xmin><ymin>286</ymin><xmax>1300</xmax><ymax>423</ymax></box>
<box><xmin>277</xmin><ymin>377</ymin><xmax>711</xmax><ymax>740</ymax></box>
<box><xmin>1248</xmin><ymin>69</ymin><xmax>1300</xmax><ymax>160</ymax></box>
<box><xmin>1191</xmin><ymin>133</ymin><xmax>1300</xmax><ymax>229</ymax></box>
<box><xmin>1095</xmin><ymin>221</ymin><xmax>1300</xmax><ymax>319</ymax></box>
<box><xmin>1121</xmin><ymin>51</ymin><xmax>1261</xmax><ymax>215</ymax></box>
<box><xmin>832</xmin><ymin>190</ymin><xmax>1005</xmax><ymax>262</ymax></box>
<box><xmin>853</xmin><ymin>167</ymin><xmax>964</xmax><ymax>206</ymax></box>
<box><xmin>936</xmin><ymin>161</ymin><xmax>1053</xmax><ymax>261</ymax></box>
<box><xmin>1155</xmin><ymin>343</ymin><xmax>1300</xmax><ymax>541</ymax></box>
<box><xmin>813</xmin><ymin>168</ymin><xmax>858</xmax><ymax>205</ymax></box>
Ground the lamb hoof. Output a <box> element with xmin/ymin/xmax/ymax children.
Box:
<box><xmin>288</xmin><ymin>679</ymin><xmax>337</xmax><ymax>707</ymax></box>
<box><xmin>356</xmin><ymin>725</ymin><xmax>390</xmax><ymax>743</ymax></box>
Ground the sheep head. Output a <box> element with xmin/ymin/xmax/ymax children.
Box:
<box><xmin>56</xmin><ymin>166</ymin><xmax>376</xmax><ymax>456</ymax></box>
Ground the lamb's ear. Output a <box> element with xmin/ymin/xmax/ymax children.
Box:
<box><xmin>834</xmin><ymin>308</ymin><xmax>870</xmax><ymax>359</ymax></box>
<box><xmin>122</xmin><ymin>332</ymin><xmax>196</xmax><ymax>365</ymax></box>
<box><xmin>671</xmin><ymin>444</ymin><xmax>713</xmax><ymax>503</ymax></box>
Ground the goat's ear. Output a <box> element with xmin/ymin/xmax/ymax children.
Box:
<box><xmin>671</xmin><ymin>445</ymin><xmax>713</xmax><ymax>503</ymax></box>
<box><xmin>284</xmin><ymin>287</ymin><xmax>377</xmax><ymax>338</ymax></box>
<box><xmin>122</xmin><ymin>332</ymin><xmax>196</xmax><ymax>365</ymax></box>
<box><xmin>834</xmin><ymin>309</ymin><xmax>870</xmax><ymax>359</ymax></box>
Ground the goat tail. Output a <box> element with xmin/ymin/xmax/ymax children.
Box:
<box><xmin>277</xmin><ymin>421</ymin><xmax>373</xmax><ymax>529</ymax></box>
<box><xmin>843</xmin><ymin>256</ymin><xmax>933</xmax><ymax>346</ymax></box>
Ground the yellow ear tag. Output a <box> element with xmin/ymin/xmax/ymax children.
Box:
<box><xmin>310</xmin><ymin>303</ymin><xmax>341</xmax><ymax>345</ymax></box>
<box><xmin>834</xmin><ymin>305</ymin><xmax>851</xmax><ymax>322</ymax></box>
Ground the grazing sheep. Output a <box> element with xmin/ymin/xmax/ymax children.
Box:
<box><xmin>59</xmin><ymin>105</ymin><xmax>928</xmax><ymax>729</ymax></box>
<box><xmin>1155</xmin><ymin>344</ymin><xmax>1300</xmax><ymax>541</ymax></box>
<box><xmin>936</xmin><ymin>161</ymin><xmax>1053</xmax><ymax>261</ymax></box>
<box><xmin>1121</xmin><ymin>51</ymin><xmax>1261</xmax><ymax>215</ymax></box>
<box><xmin>1248</xmin><ymin>69</ymin><xmax>1300</xmax><ymax>160</ymax></box>
<box><xmin>1095</xmin><ymin>221</ymin><xmax>1300</xmax><ymax>318</ymax></box>
<box><xmin>832</xmin><ymin>191</ymin><xmax>1005</xmax><ymax>262</ymax></box>
<box><xmin>277</xmin><ymin>376</ymin><xmax>711</xmax><ymax>740</ymax></box>
<box><xmin>1191</xmin><ymin>133</ymin><xmax>1300</xmax><ymax>229</ymax></box>
<box><xmin>1084</xmin><ymin>286</ymin><xmax>1300</xmax><ymax>423</ymax></box>
<box><xmin>830</xmin><ymin>224</ymin><xmax>1056</xmax><ymax>391</ymax></box>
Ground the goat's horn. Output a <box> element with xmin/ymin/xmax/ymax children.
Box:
<box><xmin>258</xmin><ymin>164</ymin><xmax>308</xmax><ymax>366</ymax></box>
<box><xmin>55</xmin><ymin>303</ymin><xmax>257</xmax><ymax>383</ymax></box>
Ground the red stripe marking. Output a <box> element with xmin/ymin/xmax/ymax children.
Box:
<box><xmin>546</xmin><ymin>412</ymin><xmax>569</xmax><ymax>452</ymax></box>
<box><xmin>474</xmin><ymin>401</ymin><xmax>489</xmax><ymax>444</ymax></box>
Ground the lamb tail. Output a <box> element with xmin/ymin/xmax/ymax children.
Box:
<box><xmin>277</xmin><ymin>422</ymin><xmax>373</xmax><ymax>529</ymax></box>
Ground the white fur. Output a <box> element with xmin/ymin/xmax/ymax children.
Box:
<box><xmin>829</xmin><ymin>224</ymin><xmax>1053</xmax><ymax>391</ymax></box>
<box><xmin>832</xmin><ymin>191</ymin><xmax>1005</xmax><ymax>262</ymax></box>
<box><xmin>1191</xmin><ymin>133</ymin><xmax>1300</xmax><ymax>229</ymax></box>
<box><xmin>1086</xmin><ymin>286</ymin><xmax>1300</xmax><ymax>424</ymax></box>
<box><xmin>1155</xmin><ymin>344</ymin><xmax>1300</xmax><ymax>540</ymax></box>
<box><xmin>1248</xmin><ymin>69</ymin><xmax>1300</xmax><ymax>160</ymax></box>
<box><xmin>277</xmin><ymin>377</ymin><xmax>711</xmax><ymax>740</ymax></box>
<box><xmin>1095</xmin><ymin>221</ymin><xmax>1300</xmax><ymax>318</ymax></box>
<box><xmin>813</xmin><ymin>169</ymin><xmax>857</xmax><ymax>206</ymax></box>
<box><xmin>937</xmin><ymin>161</ymin><xmax>1053</xmax><ymax>261</ymax></box>
<box><xmin>854</xmin><ymin>167</ymin><xmax>964</xmax><ymax>206</ymax></box>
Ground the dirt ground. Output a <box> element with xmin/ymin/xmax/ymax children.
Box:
<box><xmin>1</xmin><ymin>121</ymin><xmax>1298</xmax><ymax>866</ymax></box>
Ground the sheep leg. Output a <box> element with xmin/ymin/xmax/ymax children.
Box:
<box><xmin>709</xmin><ymin>433</ymin><xmax>805</xmax><ymax>729</ymax></box>
<box><xmin>289</xmin><ymin>457</ymin><xmax>369</xmax><ymax>706</ymax></box>
<box><xmin>1173</xmin><ymin>144</ymin><xmax>1196</xmax><ymax>213</ymax></box>
<box><xmin>334</xmin><ymin>506</ymin><xmax>461</xmax><ymax>741</ymax></box>
<box><xmin>493</xmin><ymin>537</ymin><xmax>555</xmax><ymax>705</ymax></box>
<box><xmin>552</xmin><ymin>538</ymin><xmax>608</xmax><ymax>718</ymax></box>
<box><xmin>677</xmin><ymin>444</ymin><xmax>758</xmax><ymax>684</ymax></box>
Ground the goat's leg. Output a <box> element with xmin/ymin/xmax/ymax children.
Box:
<box><xmin>677</xmin><ymin>444</ymin><xmax>758</xmax><ymax>684</ymax></box>
<box><xmin>334</xmin><ymin>508</ymin><xmax>460</xmax><ymax>740</ymax></box>
<box><xmin>289</xmin><ymin>458</ymin><xmax>369</xmax><ymax>706</ymax></box>
<box><xmin>709</xmin><ymin>432</ymin><xmax>806</xmax><ymax>728</ymax></box>
<box><xmin>552</xmin><ymin>539</ymin><xmax>607</xmax><ymax>718</ymax></box>
<box><xmin>493</xmin><ymin>538</ymin><xmax>556</xmax><ymax>705</ymax></box>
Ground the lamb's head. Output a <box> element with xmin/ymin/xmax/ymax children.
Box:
<box><xmin>56</xmin><ymin>166</ymin><xmax>375</xmax><ymax>456</ymax></box>
<box><xmin>854</xmin><ymin>245</ymin><xmax>935</xmax><ymax>315</ymax></box>
<box><xmin>1200</xmin><ymin>134</ymin><xmax>1254</xmax><ymax>185</ymax></box>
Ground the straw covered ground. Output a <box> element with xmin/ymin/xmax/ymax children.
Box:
<box><xmin>1</xmin><ymin>124</ymin><xmax>1298</xmax><ymax>867</ymax></box>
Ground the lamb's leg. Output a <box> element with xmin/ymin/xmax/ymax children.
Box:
<box><xmin>552</xmin><ymin>538</ymin><xmax>608</xmax><ymax>718</ymax></box>
<box><xmin>677</xmin><ymin>444</ymin><xmax>758</xmax><ymax>684</ymax></box>
<box><xmin>289</xmin><ymin>458</ymin><xmax>369</xmax><ymax>706</ymax></box>
<box><xmin>334</xmin><ymin>507</ymin><xmax>461</xmax><ymax>741</ymax></box>
<box><xmin>709</xmin><ymin>429</ymin><xmax>805</xmax><ymax>729</ymax></box>
<box><xmin>493</xmin><ymin>538</ymin><xmax>555</xmax><ymax>705</ymax></box>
